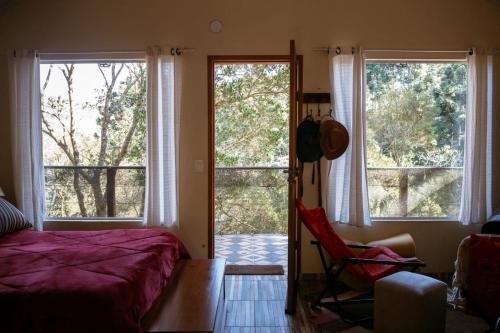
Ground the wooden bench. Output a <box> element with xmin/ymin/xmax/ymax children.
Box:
<box><xmin>142</xmin><ymin>259</ymin><xmax>226</xmax><ymax>333</ymax></box>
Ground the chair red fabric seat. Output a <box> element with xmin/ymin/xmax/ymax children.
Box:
<box><xmin>296</xmin><ymin>199</ymin><xmax>422</xmax><ymax>283</ymax></box>
<box><xmin>295</xmin><ymin>199</ymin><xmax>425</xmax><ymax>321</ymax></box>
<box><xmin>358</xmin><ymin>247</ymin><xmax>418</xmax><ymax>282</ymax></box>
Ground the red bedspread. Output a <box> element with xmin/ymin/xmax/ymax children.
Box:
<box><xmin>0</xmin><ymin>229</ymin><xmax>190</xmax><ymax>333</ymax></box>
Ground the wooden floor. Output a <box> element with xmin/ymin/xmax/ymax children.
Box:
<box><xmin>223</xmin><ymin>275</ymin><xmax>491</xmax><ymax>333</ymax></box>
<box><xmin>222</xmin><ymin>275</ymin><xmax>369</xmax><ymax>333</ymax></box>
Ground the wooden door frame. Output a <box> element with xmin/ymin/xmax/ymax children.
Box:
<box><xmin>285</xmin><ymin>40</ymin><xmax>298</xmax><ymax>314</ymax></box>
<box><xmin>207</xmin><ymin>54</ymin><xmax>292</xmax><ymax>259</ymax></box>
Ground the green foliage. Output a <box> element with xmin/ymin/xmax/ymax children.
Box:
<box><xmin>215</xmin><ymin>169</ymin><xmax>287</xmax><ymax>235</ymax></box>
<box><xmin>214</xmin><ymin>64</ymin><xmax>289</xmax><ymax>235</ymax></box>
<box><xmin>215</xmin><ymin>64</ymin><xmax>289</xmax><ymax>167</ymax></box>
<box><xmin>366</xmin><ymin>63</ymin><xmax>467</xmax><ymax>217</ymax></box>
<box><xmin>368</xmin><ymin>88</ymin><xmax>438</xmax><ymax>166</ymax></box>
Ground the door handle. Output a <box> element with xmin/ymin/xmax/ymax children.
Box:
<box><xmin>284</xmin><ymin>167</ymin><xmax>300</xmax><ymax>182</ymax></box>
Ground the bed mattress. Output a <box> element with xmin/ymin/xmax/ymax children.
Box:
<box><xmin>0</xmin><ymin>228</ymin><xmax>190</xmax><ymax>333</ymax></box>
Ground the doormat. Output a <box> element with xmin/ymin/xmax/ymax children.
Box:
<box><xmin>225</xmin><ymin>264</ymin><xmax>284</xmax><ymax>275</ymax></box>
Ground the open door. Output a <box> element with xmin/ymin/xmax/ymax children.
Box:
<box><xmin>207</xmin><ymin>42</ymin><xmax>302</xmax><ymax>314</ymax></box>
<box><xmin>285</xmin><ymin>40</ymin><xmax>302</xmax><ymax>314</ymax></box>
<box><xmin>208</xmin><ymin>55</ymin><xmax>293</xmax><ymax>265</ymax></box>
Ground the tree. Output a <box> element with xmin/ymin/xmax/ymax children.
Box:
<box><xmin>214</xmin><ymin>63</ymin><xmax>290</xmax><ymax>235</ymax></box>
<box><xmin>215</xmin><ymin>64</ymin><xmax>289</xmax><ymax>167</ymax></box>
<box><xmin>365</xmin><ymin>63</ymin><xmax>466</xmax><ymax>217</ymax></box>
<box><xmin>431</xmin><ymin>64</ymin><xmax>467</xmax><ymax>165</ymax></box>
<box><xmin>41</xmin><ymin>62</ymin><xmax>146</xmax><ymax>217</ymax></box>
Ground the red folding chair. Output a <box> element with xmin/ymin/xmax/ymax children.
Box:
<box><xmin>296</xmin><ymin>199</ymin><xmax>425</xmax><ymax>322</ymax></box>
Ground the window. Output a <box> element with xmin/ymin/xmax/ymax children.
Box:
<box><xmin>40</xmin><ymin>57</ymin><xmax>147</xmax><ymax>219</ymax></box>
<box><xmin>365</xmin><ymin>61</ymin><xmax>467</xmax><ymax>218</ymax></box>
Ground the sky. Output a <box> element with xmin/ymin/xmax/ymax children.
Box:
<box><xmin>40</xmin><ymin>62</ymin><xmax>145</xmax><ymax>165</ymax></box>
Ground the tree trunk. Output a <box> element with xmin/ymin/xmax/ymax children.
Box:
<box><xmin>73</xmin><ymin>170</ymin><xmax>88</xmax><ymax>217</ymax></box>
<box><xmin>88</xmin><ymin>170</ymin><xmax>107</xmax><ymax>216</ymax></box>
<box><xmin>399</xmin><ymin>168</ymin><xmax>409</xmax><ymax>216</ymax></box>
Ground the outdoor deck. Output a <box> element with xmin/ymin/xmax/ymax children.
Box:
<box><xmin>215</xmin><ymin>234</ymin><xmax>288</xmax><ymax>270</ymax></box>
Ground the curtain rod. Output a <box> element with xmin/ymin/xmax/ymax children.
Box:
<box><xmin>39</xmin><ymin>47</ymin><xmax>195</xmax><ymax>56</ymax></box>
<box><xmin>39</xmin><ymin>50</ymin><xmax>145</xmax><ymax>56</ymax></box>
<box><xmin>1</xmin><ymin>47</ymin><xmax>195</xmax><ymax>57</ymax></box>
<box><xmin>312</xmin><ymin>47</ymin><xmax>331</xmax><ymax>53</ymax></box>
<box><xmin>312</xmin><ymin>47</ymin><xmax>355</xmax><ymax>54</ymax></box>
<box><xmin>363</xmin><ymin>48</ymin><xmax>473</xmax><ymax>55</ymax></box>
<box><xmin>313</xmin><ymin>47</ymin><xmax>475</xmax><ymax>55</ymax></box>
<box><xmin>170</xmin><ymin>47</ymin><xmax>195</xmax><ymax>55</ymax></box>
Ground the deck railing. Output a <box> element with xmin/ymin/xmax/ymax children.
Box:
<box><xmin>43</xmin><ymin>165</ymin><xmax>462</xmax><ymax>220</ymax></box>
<box><xmin>215</xmin><ymin>166</ymin><xmax>288</xmax><ymax>235</ymax></box>
<box><xmin>367</xmin><ymin>166</ymin><xmax>462</xmax><ymax>218</ymax></box>
<box><xmin>44</xmin><ymin>165</ymin><xmax>146</xmax><ymax>219</ymax></box>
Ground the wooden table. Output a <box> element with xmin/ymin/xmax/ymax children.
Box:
<box><xmin>142</xmin><ymin>259</ymin><xmax>226</xmax><ymax>333</ymax></box>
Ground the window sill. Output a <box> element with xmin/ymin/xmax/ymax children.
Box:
<box><xmin>44</xmin><ymin>219</ymin><xmax>144</xmax><ymax>231</ymax></box>
<box><xmin>371</xmin><ymin>217</ymin><xmax>459</xmax><ymax>223</ymax></box>
<box><xmin>45</xmin><ymin>218</ymin><xmax>143</xmax><ymax>222</ymax></box>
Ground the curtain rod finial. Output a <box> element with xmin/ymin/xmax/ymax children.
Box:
<box><xmin>170</xmin><ymin>48</ymin><xmax>182</xmax><ymax>56</ymax></box>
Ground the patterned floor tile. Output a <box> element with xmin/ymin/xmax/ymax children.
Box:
<box><xmin>215</xmin><ymin>234</ymin><xmax>288</xmax><ymax>271</ymax></box>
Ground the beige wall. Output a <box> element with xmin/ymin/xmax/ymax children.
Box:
<box><xmin>0</xmin><ymin>0</ymin><xmax>499</xmax><ymax>273</ymax></box>
<box><xmin>492</xmin><ymin>56</ymin><xmax>500</xmax><ymax>211</ymax></box>
<box><xmin>0</xmin><ymin>55</ymin><xmax>13</xmax><ymax>202</ymax></box>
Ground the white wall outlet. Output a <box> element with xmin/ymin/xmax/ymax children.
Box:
<box><xmin>194</xmin><ymin>160</ymin><xmax>204</xmax><ymax>173</ymax></box>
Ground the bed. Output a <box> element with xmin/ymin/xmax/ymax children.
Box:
<box><xmin>0</xmin><ymin>228</ymin><xmax>190</xmax><ymax>333</ymax></box>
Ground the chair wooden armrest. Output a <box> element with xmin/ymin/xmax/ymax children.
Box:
<box><xmin>347</xmin><ymin>244</ymin><xmax>373</xmax><ymax>249</ymax></box>
<box><xmin>312</xmin><ymin>240</ymin><xmax>373</xmax><ymax>249</ymax></box>
<box><xmin>344</xmin><ymin>257</ymin><xmax>426</xmax><ymax>268</ymax></box>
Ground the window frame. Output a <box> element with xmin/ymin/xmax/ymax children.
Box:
<box><xmin>39</xmin><ymin>52</ymin><xmax>148</xmax><ymax>223</ymax></box>
<box><xmin>363</xmin><ymin>54</ymin><xmax>468</xmax><ymax>221</ymax></box>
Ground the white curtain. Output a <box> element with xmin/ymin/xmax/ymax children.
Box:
<box><xmin>8</xmin><ymin>49</ymin><xmax>45</xmax><ymax>231</ymax></box>
<box><xmin>459</xmin><ymin>50</ymin><xmax>492</xmax><ymax>225</ymax></box>
<box><xmin>144</xmin><ymin>47</ymin><xmax>182</xmax><ymax>228</ymax></box>
<box><xmin>324</xmin><ymin>49</ymin><xmax>371</xmax><ymax>227</ymax></box>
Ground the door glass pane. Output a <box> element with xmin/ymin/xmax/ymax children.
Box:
<box><xmin>214</xmin><ymin>63</ymin><xmax>289</xmax><ymax>268</ymax></box>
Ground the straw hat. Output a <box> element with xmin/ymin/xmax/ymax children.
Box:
<box><xmin>319</xmin><ymin>117</ymin><xmax>349</xmax><ymax>160</ymax></box>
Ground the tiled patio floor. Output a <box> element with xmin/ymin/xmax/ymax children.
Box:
<box><xmin>215</xmin><ymin>234</ymin><xmax>288</xmax><ymax>271</ymax></box>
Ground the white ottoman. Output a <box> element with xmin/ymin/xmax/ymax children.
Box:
<box><xmin>374</xmin><ymin>271</ymin><xmax>447</xmax><ymax>333</ymax></box>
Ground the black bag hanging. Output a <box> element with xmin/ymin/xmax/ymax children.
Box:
<box><xmin>296</xmin><ymin>115</ymin><xmax>323</xmax><ymax>163</ymax></box>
